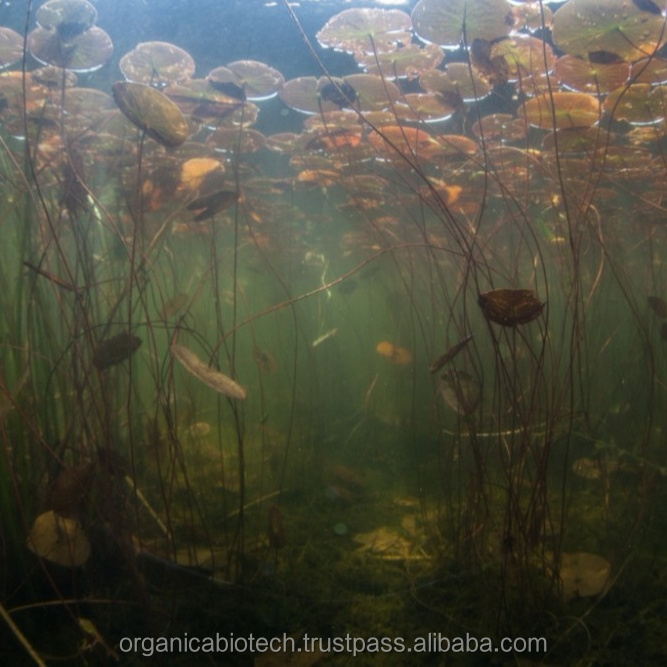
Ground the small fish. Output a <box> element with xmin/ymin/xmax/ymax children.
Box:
<box><xmin>429</xmin><ymin>334</ymin><xmax>474</xmax><ymax>374</ymax></box>
<box><xmin>92</xmin><ymin>333</ymin><xmax>142</xmax><ymax>370</ymax></box>
<box><xmin>648</xmin><ymin>295</ymin><xmax>667</xmax><ymax>318</ymax></box>
<box><xmin>171</xmin><ymin>342</ymin><xmax>247</xmax><ymax>400</ymax></box>
<box><xmin>312</xmin><ymin>328</ymin><xmax>338</xmax><ymax>348</ymax></box>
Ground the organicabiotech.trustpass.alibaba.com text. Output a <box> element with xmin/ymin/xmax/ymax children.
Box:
<box><xmin>119</xmin><ymin>632</ymin><xmax>548</xmax><ymax>658</ymax></box>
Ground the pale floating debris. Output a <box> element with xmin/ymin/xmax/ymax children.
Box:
<box><xmin>186</xmin><ymin>421</ymin><xmax>211</xmax><ymax>438</ymax></box>
<box><xmin>27</xmin><ymin>510</ymin><xmax>91</xmax><ymax>567</ymax></box>
<box><xmin>312</xmin><ymin>327</ymin><xmax>338</xmax><ymax>348</ymax></box>
<box><xmin>560</xmin><ymin>551</ymin><xmax>611</xmax><ymax>602</ymax></box>
<box><xmin>353</xmin><ymin>526</ymin><xmax>427</xmax><ymax>561</ymax></box>
<box><xmin>171</xmin><ymin>342</ymin><xmax>247</xmax><ymax>400</ymax></box>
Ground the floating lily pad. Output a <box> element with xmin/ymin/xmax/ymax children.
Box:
<box><xmin>226</xmin><ymin>60</ymin><xmax>285</xmax><ymax>101</ymax></box>
<box><xmin>511</xmin><ymin>1</ymin><xmax>554</xmax><ymax>32</ymax></box>
<box><xmin>36</xmin><ymin>0</ymin><xmax>98</xmax><ymax>38</ymax></box>
<box><xmin>356</xmin><ymin>43</ymin><xmax>444</xmax><ymax>80</ymax></box>
<box><xmin>280</xmin><ymin>74</ymin><xmax>399</xmax><ymax>115</ymax></box>
<box><xmin>397</xmin><ymin>93</ymin><xmax>457</xmax><ymax>123</ymax></box>
<box><xmin>603</xmin><ymin>83</ymin><xmax>665</xmax><ymax>125</ymax></box>
<box><xmin>552</xmin><ymin>0</ymin><xmax>667</xmax><ymax>63</ymax></box>
<box><xmin>317</xmin><ymin>8</ymin><xmax>412</xmax><ymax>55</ymax></box>
<box><xmin>490</xmin><ymin>35</ymin><xmax>555</xmax><ymax>83</ymax></box>
<box><xmin>112</xmin><ymin>81</ymin><xmax>189</xmax><ymax>148</ymax></box>
<box><xmin>412</xmin><ymin>0</ymin><xmax>514</xmax><ymax>49</ymax></box>
<box><xmin>472</xmin><ymin>113</ymin><xmax>527</xmax><ymax>142</ymax></box>
<box><xmin>27</xmin><ymin>25</ymin><xmax>113</xmax><ymax>72</ymax></box>
<box><xmin>207</xmin><ymin>66</ymin><xmax>246</xmax><ymax>100</ymax></box>
<box><xmin>119</xmin><ymin>41</ymin><xmax>195</xmax><ymax>87</ymax></box>
<box><xmin>207</xmin><ymin>127</ymin><xmax>266</xmax><ymax>154</ymax></box>
<box><xmin>631</xmin><ymin>57</ymin><xmax>667</xmax><ymax>85</ymax></box>
<box><xmin>31</xmin><ymin>65</ymin><xmax>79</xmax><ymax>88</ymax></box>
<box><xmin>420</xmin><ymin>63</ymin><xmax>491</xmax><ymax>103</ymax></box>
<box><xmin>521</xmin><ymin>92</ymin><xmax>601</xmax><ymax>129</ymax></box>
<box><xmin>554</xmin><ymin>54</ymin><xmax>630</xmax><ymax>94</ymax></box>
<box><xmin>0</xmin><ymin>27</ymin><xmax>24</xmax><ymax>70</ymax></box>
<box><xmin>164</xmin><ymin>79</ymin><xmax>244</xmax><ymax>124</ymax></box>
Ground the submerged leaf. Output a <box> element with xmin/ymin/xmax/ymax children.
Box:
<box><xmin>560</xmin><ymin>551</ymin><xmax>611</xmax><ymax>601</ymax></box>
<box><xmin>430</xmin><ymin>334</ymin><xmax>474</xmax><ymax>374</ymax></box>
<box><xmin>112</xmin><ymin>81</ymin><xmax>189</xmax><ymax>148</ymax></box>
<box><xmin>478</xmin><ymin>288</ymin><xmax>545</xmax><ymax>326</ymax></box>
<box><xmin>171</xmin><ymin>342</ymin><xmax>247</xmax><ymax>400</ymax></box>
<box><xmin>92</xmin><ymin>333</ymin><xmax>142</xmax><ymax>370</ymax></box>
<box><xmin>439</xmin><ymin>370</ymin><xmax>481</xmax><ymax>415</ymax></box>
<box><xmin>27</xmin><ymin>510</ymin><xmax>91</xmax><ymax>567</ymax></box>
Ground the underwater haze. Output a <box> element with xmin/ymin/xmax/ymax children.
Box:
<box><xmin>2</xmin><ymin>0</ymin><xmax>667</xmax><ymax>664</ymax></box>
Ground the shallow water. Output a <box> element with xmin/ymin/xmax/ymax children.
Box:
<box><xmin>2</xmin><ymin>0</ymin><xmax>667</xmax><ymax>664</ymax></box>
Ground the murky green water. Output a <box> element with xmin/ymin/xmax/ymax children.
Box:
<box><xmin>2</xmin><ymin>0</ymin><xmax>667</xmax><ymax>664</ymax></box>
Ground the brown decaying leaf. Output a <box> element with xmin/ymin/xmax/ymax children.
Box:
<box><xmin>478</xmin><ymin>288</ymin><xmax>545</xmax><ymax>327</ymax></box>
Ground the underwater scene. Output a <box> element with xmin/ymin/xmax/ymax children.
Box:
<box><xmin>2</xmin><ymin>0</ymin><xmax>667</xmax><ymax>664</ymax></box>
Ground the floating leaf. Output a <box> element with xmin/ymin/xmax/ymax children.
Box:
<box><xmin>356</xmin><ymin>43</ymin><xmax>444</xmax><ymax>80</ymax></box>
<box><xmin>164</xmin><ymin>79</ymin><xmax>245</xmax><ymax>124</ymax></box>
<box><xmin>472</xmin><ymin>113</ymin><xmax>527</xmax><ymax>142</ymax></box>
<box><xmin>478</xmin><ymin>288</ymin><xmax>545</xmax><ymax>326</ymax></box>
<box><xmin>420</xmin><ymin>63</ymin><xmax>492</xmax><ymax>103</ymax></box>
<box><xmin>226</xmin><ymin>60</ymin><xmax>285</xmax><ymax>101</ymax></box>
<box><xmin>27</xmin><ymin>25</ymin><xmax>113</xmax><ymax>72</ymax></box>
<box><xmin>554</xmin><ymin>54</ymin><xmax>630</xmax><ymax>94</ymax></box>
<box><xmin>112</xmin><ymin>81</ymin><xmax>189</xmax><ymax>148</ymax></box>
<box><xmin>521</xmin><ymin>92</ymin><xmax>601</xmax><ymax>130</ymax></box>
<box><xmin>36</xmin><ymin>0</ymin><xmax>98</xmax><ymax>38</ymax></box>
<box><xmin>552</xmin><ymin>0</ymin><xmax>667</xmax><ymax>62</ymax></box>
<box><xmin>603</xmin><ymin>83</ymin><xmax>666</xmax><ymax>125</ymax></box>
<box><xmin>490</xmin><ymin>35</ymin><xmax>555</xmax><ymax>83</ymax></box>
<box><xmin>0</xmin><ymin>27</ymin><xmax>24</xmax><ymax>70</ymax></box>
<box><xmin>119</xmin><ymin>41</ymin><xmax>195</xmax><ymax>87</ymax></box>
<box><xmin>317</xmin><ymin>8</ymin><xmax>413</xmax><ymax>55</ymax></box>
<box><xmin>171</xmin><ymin>342</ymin><xmax>247</xmax><ymax>400</ymax></box>
<box><xmin>412</xmin><ymin>0</ymin><xmax>514</xmax><ymax>49</ymax></box>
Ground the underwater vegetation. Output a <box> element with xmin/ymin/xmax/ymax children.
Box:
<box><xmin>2</xmin><ymin>0</ymin><xmax>667</xmax><ymax>664</ymax></box>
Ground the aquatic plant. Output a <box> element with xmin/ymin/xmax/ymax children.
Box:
<box><xmin>1</xmin><ymin>0</ymin><xmax>667</xmax><ymax>663</ymax></box>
